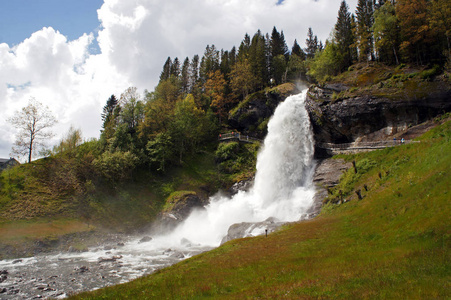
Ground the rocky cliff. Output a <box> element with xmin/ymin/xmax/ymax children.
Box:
<box><xmin>305</xmin><ymin>83</ymin><xmax>451</xmax><ymax>157</ymax></box>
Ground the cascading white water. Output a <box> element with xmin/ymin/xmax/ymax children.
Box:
<box><xmin>0</xmin><ymin>89</ymin><xmax>317</xmax><ymax>299</ymax></box>
<box><xmin>159</xmin><ymin>89</ymin><xmax>316</xmax><ymax>247</ymax></box>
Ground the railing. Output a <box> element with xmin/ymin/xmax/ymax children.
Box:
<box><xmin>218</xmin><ymin>132</ymin><xmax>262</xmax><ymax>143</ymax></box>
<box><xmin>318</xmin><ymin>140</ymin><xmax>420</xmax><ymax>151</ymax></box>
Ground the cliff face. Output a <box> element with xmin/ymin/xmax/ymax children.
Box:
<box><xmin>228</xmin><ymin>83</ymin><xmax>299</xmax><ymax>137</ymax></box>
<box><xmin>306</xmin><ymin>84</ymin><xmax>451</xmax><ymax>151</ymax></box>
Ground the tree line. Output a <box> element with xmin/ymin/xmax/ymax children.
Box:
<box><xmin>309</xmin><ymin>0</ymin><xmax>450</xmax><ymax>80</ymax></box>
<box><xmin>8</xmin><ymin>0</ymin><xmax>449</xmax><ymax>179</ymax></box>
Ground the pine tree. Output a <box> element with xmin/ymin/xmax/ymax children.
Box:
<box><xmin>160</xmin><ymin>57</ymin><xmax>172</xmax><ymax>82</ymax></box>
<box><xmin>305</xmin><ymin>27</ymin><xmax>319</xmax><ymax>58</ymax></box>
<box><xmin>190</xmin><ymin>55</ymin><xmax>200</xmax><ymax>92</ymax></box>
<box><xmin>180</xmin><ymin>57</ymin><xmax>190</xmax><ymax>94</ymax></box>
<box><xmin>356</xmin><ymin>0</ymin><xmax>375</xmax><ymax>61</ymax></box>
<box><xmin>335</xmin><ymin>0</ymin><xmax>355</xmax><ymax>69</ymax></box>
<box><xmin>170</xmin><ymin>57</ymin><xmax>180</xmax><ymax>78</ymax></box>
<box><xmin>291</xmin><ymin>39</ymin><xmax>306</xmax><ymax>60</ymax></box>
<box><xmin>199</xmin><ymin>45</ymin><xmax>220</xmax><ymax>84</ymax></box>
<box><xmin>238</xmin><ymin>33</ymin><xmax>251</xmax><ymax>61</ymax></box>
<box><xmin>250</xmin><ymin>30</ymin><xmax>269</xmax><ymax>89</ymax></box>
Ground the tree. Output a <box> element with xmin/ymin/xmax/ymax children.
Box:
<box><xmin>305</xmin><ymin>27</ymin><xmax>319</xmax><ymax>59</ymax></box>
<box><xmin>308</xmin><ymin>41</ymin><xmax>344</xmax><ymax>82</ymax></box>
<box><xmin>205</xmin><ymin>70</ymin><xmax>228</xmax><ymax>121</ymax></box>
<box><xmin>101</xmin><ymin>95</ymin><xmax>119</xmax><ymax>142</ymax></box>
<box><xmin>160</xmin><ymin>57</ymin><xmax>172</xmax><ymax>82</ymax></box>
<box><xmin>396</xmin><ymin>0</ymin><xmax>434</xmax><ymax>64</ymax></box>
<box><xmin>291</xmin><ymin>39</ymin><xmax>306</xmax><ymax>60</ymax></box>
<box><xmin>356</xmin><ymin>0</ymin><xmax>374</xmax><ymax>62</ymax></box>
<box><xmin>373</xmin><ymin>1</ymin><xmax>400</xmax><ymax>64</ymax></box>
<box><xmin>230</xmin><ymin>58</ymin><xmax>256</xmax><ymax>99</ymax></box>
<box><xmin>428</xmin><ymin>0</ymin><xmax>451</xmax><ymax>61</ymax></box>
<box><xmin>334</xmin><ymin>0</ymin><xmax>356</xmax><ymax>70</ymax></box>
<box><xmin>8</xmin><ymin>98</ymin><xmax>57</xmax><ymax>163</ymax></box>
<box><xmin>180</xmin><ymin>57</ymin><xmax>191</xmax><ymax>94</ymax></box>
<box><xmin>53</xmin><ymin>126</ymin><xmax>83</xmax><ymax>155</ymax></box>
<box><xmin>249</xmin><ymin>30</ymin><xmax>269</xmax><ymax>89</ymax></box>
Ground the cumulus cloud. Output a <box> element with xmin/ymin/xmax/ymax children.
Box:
<box><xmin>0</xmin><ymin>0</ymin><xmax>357</xmax><ymax>159</ymax></box>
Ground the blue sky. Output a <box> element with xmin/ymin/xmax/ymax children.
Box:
<box><xmin>0</xmin><ymin>0</ymin><xmax>103</xmax><ymax>46</ymax></box>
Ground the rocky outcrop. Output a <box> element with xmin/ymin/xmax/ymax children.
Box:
<box><xmin>152</xmin><ymin>192</ymin><xmax>206</xmax><ymax>234</ymax></box>
<box><xmin>220</xmin><ymin>217</ymin><xmax>285</xmax><ymax>245</ymax></box>
<box><xmin>306</xmin><ymin>84</ymin><xmax>451</xmax><ymax>157</ymax></box>
<box><xmin>309</xmin><ymin>158</ymin><xmax>353</xmax><ymax>213</ymax></box>
<box><xmin>228</xmin><ymin>83</ymin><xmax>299</xmax><ymax>137</ymax></box>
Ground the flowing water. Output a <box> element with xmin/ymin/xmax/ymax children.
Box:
<box><xmin>0</xmin><ymin>89</ymin><xmax>316</xmax><ymax>299</ymax></box>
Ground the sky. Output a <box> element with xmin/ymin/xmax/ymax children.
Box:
<box><xmin>0</xmin><ymin>0</ymin><xmax>358</xmax><ymax>160</ymax></box>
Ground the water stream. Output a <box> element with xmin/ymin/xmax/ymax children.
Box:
<box><xmin>0</xmin><ymin>89</ymin><xmax>316</xmax><ymax>299</ymax></box>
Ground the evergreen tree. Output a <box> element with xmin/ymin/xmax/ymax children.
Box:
<box><xmin>238</xmin><ymin>33</ymin><xmax>251</xmax><ymax>61</ymax></box>
<box><xmin>356</xmin><ymin>0</ymin><xmax>375</xmax><ymax>61</ymax></box>
<box><xmin>305</xmin><ymin>27</ymin><xmax>319</xmax><ymax>58</ymax></box>
<box><xmin>270</xmin><ymin>26</ymin><xmax>289</xmax><ymax>59</ymax></box>
<box><xmin>189</xmin><ymin>55</ymin><xmax>200</xmax><ymax>92</ymax></box>
<box><xmin>101</xmin><ymin>95</ymin><xmax>118</xmax><ymax>127</ymax></box>
<box><xmin>335</xmin><ymin>0</ymin><xmax>356</xmax><ymax>69</ymax></box>
<box><xmin>250</xmin><ymin>30</ymin><xmax>269</xmax><ymax>89</ymax></box>
<box><xmin>291</xmin><ymin>39</ymin><xmax>305</xmax><ymax>60</ymax></box>
<box><xmin>170</xmin><ymin>57</ymin><xmax>181</xmax><ymax>78</ymax></box>
<box><xmin>270</xmin><ymin>27</ymin><xmax>289</xmax><ymax>84</ymax></box>
<box><xmin>101</xmin><ymin>95</ymin><xmax>119</xmax><ymax>145</ymax></box>
<box><xmin>180</xmin><ymin>57</ymin><xmax>191</xmax><ymax>94</ymax></box>
<box><xmin>160</xmin><ymin>57</ymin><xmax>172</xmax><ymax>82</ymax></box>
<box><xmin>199</xmin><ymin>45</ymin><xmax>220</xmax><ymax>84</ymax></box>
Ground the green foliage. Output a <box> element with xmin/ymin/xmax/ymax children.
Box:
<box><xmin>419</xmin><ymin>65</ymin><xmax>441</xmax><ymax>80</ymax></box>
<box><xmin>92</xmin><ymin>151</ymin><xmax>139</xmax><ymax>183</ymax></box>
<box><xmin>307</xmin><ymin>42</ymin><xmax>343</xmax><ymax>82</ymax></box>
<box><xmin>215</xmin><ymin>142</ymin><xmax>239</xmax><ymax>163</ymax></box>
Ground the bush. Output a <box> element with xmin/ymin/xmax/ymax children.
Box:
<box><xmin>215</xmin><ymin>142</ymin><xmax>239</xmax><ymax>163</ymax></box>
<box><xmin>92</xmin><ymin>151</ymin><xmax>139</xmax><ymax>183</ymax></box>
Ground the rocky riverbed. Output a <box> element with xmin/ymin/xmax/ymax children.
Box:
<box><xmin>0</xmin><ymin>235</ymin><xmax>212</xmax><ymax>299</ymax></box>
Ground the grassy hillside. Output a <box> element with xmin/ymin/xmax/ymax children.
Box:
<box><xmin>70</xmin><ymin>117</ymin><xmax>450</xmax><ymax>299</ymax></box>
<box><xmin>0</xmin><ymin>139</ymin><xmax>259</xmax><ymax>258</ymax></box>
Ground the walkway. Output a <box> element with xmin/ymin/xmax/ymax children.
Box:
<box><xmin>218</xmin><ymin>132</ymin><xmax>262</xmax><ymax>144</ymax></box>
<box><xmin>318</xmin><ymin>140</ymin><xmax>420</xmax><ymax>154</ymax></box>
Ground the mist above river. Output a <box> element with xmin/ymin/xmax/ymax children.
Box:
<box><xmin>0</xmin><ymin>89</ymin><xmax>316</xmax><ymax>299</ymax></box>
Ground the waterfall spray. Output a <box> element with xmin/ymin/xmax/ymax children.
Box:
<box><xmin>163</xmin><ymin>89</ymin><xmax>316</xmax><ymax>247</ymax></box>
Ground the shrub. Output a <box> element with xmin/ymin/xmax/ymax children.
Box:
<box><xmin>92</xmin><ymin>151</ymin><xmax>139</xmax><ymax>183</ymax></box>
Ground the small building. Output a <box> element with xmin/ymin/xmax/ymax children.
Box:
<box><xmin>0</xmin><ymin>158</ymin><xmax>20</xmax><ymax>171</ymax></box>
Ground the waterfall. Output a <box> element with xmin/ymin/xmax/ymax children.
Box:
<box><xmin>159</xmin><ymin>89</ymin><xmax>316</xmax><ymax>247</ymax></box>
<box><xmin>0</xmin><ymin>89</ymin><xmax>317</xmax><ymax>298</ymax></box>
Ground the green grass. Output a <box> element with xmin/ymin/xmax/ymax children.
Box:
<box><xmin>69</xmin><ymin>119</ymin><xmax>451</xmax><ymax>299</ymax></box>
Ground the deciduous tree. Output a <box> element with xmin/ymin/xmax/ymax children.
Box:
<box><xmin>8</xmin><ymin>98</ymin><xmax>57</xmax><ymax>163</ymax></box>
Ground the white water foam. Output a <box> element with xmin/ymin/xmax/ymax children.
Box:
<box><xmin>0</xmin><ymin>89</ymin><xmax>316</xmax><ymax>299</ymax></box>
<box><xmin>160</xmin><ymin>89</ymin><xmax>316</xmax><ymax>247</ymax></box>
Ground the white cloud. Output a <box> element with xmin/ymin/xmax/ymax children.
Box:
<box><xmin>0</xmin><ymin>0</ymin><xmax>357</xmax><ymax>159</ymax></box>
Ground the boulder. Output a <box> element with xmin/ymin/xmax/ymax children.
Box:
<box><xmin>220</xmin><ymin>217</ymin><xmax>284</xmax><ymax>245</ymax></box>
<box><xmin>152</xmin><ymin>192</ymin><xmax>206</xmax><ymax>233</ymax></box>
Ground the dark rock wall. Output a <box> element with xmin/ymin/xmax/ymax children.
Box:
<box><xmin>306</xmin><ymin>85</ymin><xmax>451</xmax><ymax>153</ymax></box>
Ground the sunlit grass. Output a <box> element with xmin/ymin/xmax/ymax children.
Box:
<box><xmin>67</xmin><ymin>119</ymin><xmax>451</xmax><ymax>299</ymax></box>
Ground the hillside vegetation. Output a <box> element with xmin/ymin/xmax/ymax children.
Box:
<box><xmin>70</xmin><ymin>117</ymin><xmax>450</xmax><ymax>299</ymax></box>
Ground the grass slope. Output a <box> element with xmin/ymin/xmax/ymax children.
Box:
<box><xmin>70</xmin><ymin>118</ymin><xmax>450</xmax><ymax>299</ymax></box>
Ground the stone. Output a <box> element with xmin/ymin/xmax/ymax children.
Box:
<box><xmin>139</xmin><ymin>236</ymin><xmax>152</xmax><ymax>243</ymax></box>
